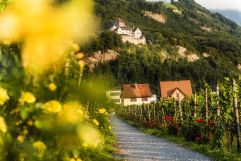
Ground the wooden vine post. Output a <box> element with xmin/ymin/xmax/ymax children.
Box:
<box><xmin>147</xmin><ymin>104</ymin><xmax>151</xmax><ymax>122</ymax></box>
<box><xmin>144</xmin><ymin>105</ymin><xmax>147</xmax><ymax>123</ymax></box>
<box><xmin>233</xmin><ymin>80</ymin><xmax>241</xmax><ymax>152</ymax></box>
<box><xmin>157</xmin><ymin>105</ymin><xmax>160</xmax><ymax>126</ymax></box>
<box><xmin>194</xmin><ymin>93</ymin><xmax>197</xmax><ymax>118</ymax></box>
<box><xmin>173</xmin><ymin>99</ymin><xmax>177</xmax><ymax>122</ymax></box>
<box><xmin>216</xmin><ymin>84</ymin><xmax>220</xmax><ymax>120</ymax></box>
<box><xmin>161</xmin><ymin>106</ymin><xmax>165</xmax><ymax>125</ymax></box>
<box><xmin>153</xmin><ymin>103</ymin><xmax>156</xmax><ymax>124</ymax></box>
<box><xmin>178</xmin><ymin>95</ymin><xmax>183</xmax><ymax>124</ymax></box>
<box><xmin>205</xmin><ymin>88</ymin><xmax>209</xmax><ymax>124</ymax></box>
<box><xmin>139</xmin><ymin>106</ymin><xmax>142</xmax><ymax>122</ymax></box>
<box><xmin>134</xmin><ymin>106</ymin><xmax>136</xmax><ymax>120</ymax></box>
<box><xmin>128</xmin><ymin>106</ymin><xmax>130</xmax><ymax>116</ymax></box>
<box><xmin>140</xmin><ymin>105</ymin><xmax>143</xmax><ymax>122</ymax></box>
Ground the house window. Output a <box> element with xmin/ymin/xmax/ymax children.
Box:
<box><xmin>131</xmin><ymin>98</ymin><xmax>137</xmax><ymax>102</ymax></box>
<box><xmin>110</xmin><ymin>92</ymin><xmax>121</xmax><ymax>96</ymax></box>
<box><xmin>142</xmin><ymin>97</ymin><xmax>148</xmax><ymax>101</ymax></box>
<box><xmin>112</xmin><ymin>99</ymin><xmax>120</xmax><ymax>103</ymax></box>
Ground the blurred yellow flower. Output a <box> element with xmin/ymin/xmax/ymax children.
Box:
<box><xmin>33</xmin><ymin>141</ymin><xmax>47</xmax><ymax>158</ymax></box>
<box><xmin>77</xmin><ymin>109</ymin><xmax>84</xmax><ymax>115</ymax></box>
<box><xmin>92</xmin><ymin>119</ymin><xmax>99</xmax><ymax>126</ymax></box>
<box><xmin>78</xmin><ymin>60</ymin><xmax>85</xmax><ymax>71</ymax></box>
<box><xmin>76</xmin><ymin>52</ymin><xmax>84</xmax><ymax>59</ymax></box>
<box><xmin>0</xmin><ymin>0</ymin><xmax>96</xmax><ymax>74</ymax></box>
<box><xmin>19</xmin><ymin>91</ymin><xmax>36</xmax><ymax>104</ymax></box>
<box><xmin>27</xmin><ymin>120</ymin><xmax>33</xmax><ymax>126</ymax></box>
<box><xmin>0</xmin><ymin>117</ymin><xmax>7</xmax><ymax>133</ymax></box>
<box><xmin>78</xmin><ymin>125</ymin><xmax>102</xmax><ymax>148</ymax></box>
<box><xmin>82</xmin><ymin>142</ymin><xmax>88</xmax><ymax>148</ymax></box>
<box><xmin>109</xmin><ymin>126</ymin><xmax>112</xmax><ymax>130</ymax></box>
<box><xmin>98</xmin><ymin>108</ymin><xmax>106</xmax><ymax>114</ymax></box>
<box><xmin>72</xmin><ymin>43</ymin><xmax>80</xmax><ymax>52</ymax></box>
<box><xmin>60</xmin><ymin>102</ymin><xmax>84</xmax><ymax>124</ymax></box>
<box><xmin>0</xmin><ymin>87</ymin><xmax>9</xmax><ymax>105</ymax></box>
<box><xmin>42</xmin><ymin>100</ymin><xmax>62</xmax><ymax>114</ymax></box>
<box><xmin>17</xmin><ymin>135</ymin><xmax>25</xmax><ymax>143</ymax></box>
<box><xmin>48</xmin><ymin>83</ymin><xmax>57</xmax><ymax>91</ymax></box>
<box><xmin>68</xmin><ymin>157</ymin><xmax>82</xmax><ymax>161</ymax></box>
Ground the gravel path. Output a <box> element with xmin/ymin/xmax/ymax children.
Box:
<box><xmin>110</xmin><ymin>115</ymin><xmax>211</xmax><ymax>161</ymax></box>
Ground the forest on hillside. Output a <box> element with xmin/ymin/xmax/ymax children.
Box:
<box><xmin>81</xmin><ymin>0</ymin><xmax>241</xmax><ymax>94</ymax></box>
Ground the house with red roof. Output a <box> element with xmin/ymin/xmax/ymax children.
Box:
<box><xmin>121</xmin><ymin>83</ymin><xmax>156</xmax><ymax>106</ymax></box>
<box><xmin>159</xmin><ymin>80</ymin><xmax>192</xmax><ymax>101</ymax></box>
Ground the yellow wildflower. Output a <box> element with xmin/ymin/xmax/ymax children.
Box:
<box><xmin>77</xmin><ymin>109</ymin><xmax>84</xmax><ymax>115</ymax></box>
<box><xmin>68</xmin><ymin>157</ymin><xmax>82</xmax><ymax>161</ymax></box>
<box><xmin>60</xmin><ymin>102</ymin><xmax>84</xmax><ymax>124</ymax></box>
<box><xmin>109</xmin><ymin>126</ymin><xmax>112</xmax><ymax>130</ymax></box>
<box><xmin>72</xmin><ymin>43</ymin><xmax>80</xmax><ymax>52</ymax></box>
<box><xmin>42</xmin><ymin>100</ymin><xmax>62</xmax><ymax>114</ymax></box>
<box><xmin>27</xmin><ymin>120</ymin><xmax>33</xmax><ymax>126</ymax></box>
<box><xmin>92</xmin><ymin>119</ymin><xmax>99</xmax><ymax>126</ymax></box>
<box><xmin>0</xmin><ymin>0</ymin><xmax>96</xmax><ymax>75</ymax></box>
<box><xmin>33</xmin><ymin>141</ymin><xmax>47</xmax><ymax>157</ymax></box>
<box><xmin>78</xmin><ymin>125</ymin><xmax>102</xmax><ymax>148</ymax></box>
<box><xmin>76</xmin><ymin>52</ymin><xmax>84</xmax><ymax>59</ymax></box>
<box><xmin>48</xmin><ymin>83</ymin><xmax>57</xmax><ymax>92</ymax></box>
<box><xmin>0</xmin><ymin>116</ymin><xmax>7</xmax><ymax>133</ymax></box>
<box><xmin>82</xmin><ymin>142</ymin><xmax>88</xmax><ymax>148</ymax></box>
<box><xmin>19</xmin><ymin>91</ymin><xmax>36</xmax><ymax>104</ymax></box>
<box><xmin>17</xmin><ymin>135</ymin><xmax>25</xmax><ymax>143</ymax></box>
<box><xmin>78</xmin><ymin>60</ymin><xmax>85</xmax><ymax>71</ymax></box>
<box><xmin>0</xmin><ymin>87</ymin><xmax>9</xmax><ymax>105</ymax></box>
<box><xmin>98</xmin><ymin>108</ymin><xmax>106</xmax><ymax>114</ymax></box>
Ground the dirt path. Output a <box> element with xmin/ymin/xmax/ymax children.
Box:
<box><xmin>111</xmin><ymin>115</ymin><xmax>211</xmax><ymax>161</ymax></box>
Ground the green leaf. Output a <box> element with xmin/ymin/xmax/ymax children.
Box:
<box><xmin>20</xmin><ymin>108</ymin><xmax>29</xmax><ymax>120</ymax></box>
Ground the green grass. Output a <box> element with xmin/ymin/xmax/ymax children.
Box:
<box><xmin>164</xmin><ymin>3</ymin><xmax>178</xmax><ymax>10</ymax></box>
<box><xmin>102</xmin><ymin>132</ymin><xmax>124</xmax><ymax>161</ymax></box>
<box><xmin>121</xmin><ymin>117</ymin><xmax>241</xmax><ymax>161</ymax></box>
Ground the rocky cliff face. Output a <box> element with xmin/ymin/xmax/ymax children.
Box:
<box><xmin>85</xmin><ymin>50</ymin><xmax>119</xmax><ymax>71</ymax></box>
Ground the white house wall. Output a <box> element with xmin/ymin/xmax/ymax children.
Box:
<box><xmin>122</xmin><ymin>97</ymin><xmax>152</xmax><ymax>106</ymax></box>
<box><xmin>170</xmin><ymin>89</ymin><xmax>185</xmax><ymax>101</ymax></box>
<box><xmin>150</xmin><ymin>95</ymin><xmax>157</xmax><ymax>102</ymax></box>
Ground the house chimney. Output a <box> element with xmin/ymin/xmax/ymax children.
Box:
<box><xmin>134</xmin><ymin>82</ymin><xmax>137</xmax><ymax>89</ymax></box>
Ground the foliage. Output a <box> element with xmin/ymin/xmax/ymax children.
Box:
<box><xmin>0</xmin><ymin>0</ymin><xmax>123</xmax><ymax>160</ymax></box>
<box><xmin>87</xmin><ymin>0</ymin><xmax>241</xmax><ymax>93</ymax></box>
<box><xmin>119</xmin><ymin>78</ymin><xmax>241</xmax><ymax>157</ymax></box>
<box><xmin>0</xmin><ymin>45</ymin><xmax>119</xmax><ymax>160</ymax></box>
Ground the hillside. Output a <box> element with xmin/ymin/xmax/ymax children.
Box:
<box><xmin>215</xmin><ymin>9</ymin><xmax>241</xmax><ymax>26</ymax></box>
<box><xmin>82</xmin><ymin>0</ymin><xmax>241</xmax><ymax>94</ymax></box>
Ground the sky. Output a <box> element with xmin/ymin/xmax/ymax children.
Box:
<box><xmin>195</xmin><ymin>0</ymin><xmax>241</xmax><ymax>11</ymax></box>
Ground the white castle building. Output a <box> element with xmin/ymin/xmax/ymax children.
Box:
<box><xmin>110</xmin><ymin>19</ymin><xmax>146</xmax><ymax>45</ymax></box>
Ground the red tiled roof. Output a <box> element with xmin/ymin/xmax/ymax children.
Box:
<box><xmin>121</xmin><ymin>83</ymin><xmax>152</xmax><ymax>98</ymax></box>
<box><xmin>160</xmin><ymin>80</ymin><xmax>192</xmax><ymax>98</ymax></box>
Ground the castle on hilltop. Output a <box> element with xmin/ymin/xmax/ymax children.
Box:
<box><xmin>110</xmin><ymin>19</ymin><xmax>146</xmax><ymax>45</ymax></box>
